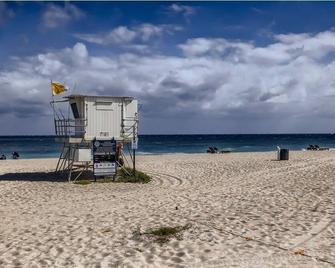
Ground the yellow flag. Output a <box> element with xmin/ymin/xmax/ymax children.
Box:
<box><xmin>51</xmin><ymin>82</ymin><xmax>67</xmax><ymax>96</ymax></box>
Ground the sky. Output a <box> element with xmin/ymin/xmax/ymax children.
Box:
<box><xmin>2</xmin><ymin>2</ymin><xmax>335</xmax><ymax>134</ymax></box>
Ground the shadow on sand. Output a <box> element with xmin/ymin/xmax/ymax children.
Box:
<box><xmin>0</xmin><ymin>170</ymin><xmax>94</xmax><ymax>182</ymax></box>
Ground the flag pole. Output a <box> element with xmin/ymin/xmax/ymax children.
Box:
<box><xmin>50</xmin><ymin>79</ymin><xmax>55</xmax><ymax>104</ymax></box>
<box><xmin>50</xmin><ymin>80</ymin><xmax>58</xmax><ymax>135</ymax></box>
<box><xmin>50</xmin><ymin>80</ymin><xmax>55</xmax><ymax>99</ymax></box>
<box><xmin>50</xmin><ymin>80</ymin><xmax>56</xmax><ymax>111</ymax></box>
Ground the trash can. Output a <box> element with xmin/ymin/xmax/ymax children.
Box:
<box><xmin>277</xmin><ymin>146</ymin><xmax>289</xmax><ymax>160</ymax></box>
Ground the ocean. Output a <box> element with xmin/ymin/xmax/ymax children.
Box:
<box><xmin>0</xmin><ymin>134</ymin><xmax>335</xmax><ymax>159</ymax></box>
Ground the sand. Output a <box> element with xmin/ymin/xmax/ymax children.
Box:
<box><xmin>0</xmin><ymin>151</ymin><xmax>334</xmax><ymax>267</ymax></box>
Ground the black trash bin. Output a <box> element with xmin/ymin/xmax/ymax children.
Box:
<box><xmin>277</xmin><ymin>148</ymin><xmax>289</xmax><ymax>160</ymax></box>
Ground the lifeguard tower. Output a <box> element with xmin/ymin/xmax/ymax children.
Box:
<box><xmin>51</xmin><ymin>94</ymin><xmax>138</xmax><ymax>182</ymax></box>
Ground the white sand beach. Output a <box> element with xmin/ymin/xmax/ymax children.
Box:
<box><xmin>0</xmin><ymin>151</ymin><xmax>334</xmax><ymax>267</ymax></box>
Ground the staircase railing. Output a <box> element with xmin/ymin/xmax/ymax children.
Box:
<box><xmin>121</xmin><ymin>118</ymin><xmax>138</xmax><ymax>141</ymax></box>
<box><xmin>54</xmin><ymin>118</ymin><xmax>86</xmax><ymax>137</ymax></box>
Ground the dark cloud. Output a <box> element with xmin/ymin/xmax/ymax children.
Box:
<box><xmin>258</xmin><ymin>92</ymin><xmax>283</xmax><ymax>102</ymax></box>
<box><xmin>0</xmin><ymin>100</ymin><xmax>48</xmax><ymax>118</ymax></box>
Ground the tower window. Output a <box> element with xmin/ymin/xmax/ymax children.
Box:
<box><xmin>71</xmin><ymin>103</ymin><xmax>80</xmax><ymax>118</ymax></box>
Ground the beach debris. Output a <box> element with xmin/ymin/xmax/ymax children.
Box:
<box><xmin>293</xmin><ymin>247</ymin><xmax>305</xmax><ymax>255</ymax></box>
<box><xmin>175</xmin><ymin>206</ymin><xmax>178</xmax><ymax>210</ymax></box>
<box><xmin>245</xmin><ymin>236</ymin><xmax>253</xmax><ymax>241</ymax></box>
<box><xmin>101</xmin><ymin>228</ymin><xmax>113</xmax><ymax>234</ymax></box>
<box><xmin>133</xmin><ymin>224</ymin><xmax>192</xmax><ymax>244</ymax></box>
<box><xmin>306</xmin><ymin>144</ymin><xmax>329</xmax><ymax>151</ymax></box>
<box><xmin>206</xmin><ymin>147</ymin><xmax>231</xmax><ymax>154</ymax></box>
<box><xmin>73</xmin><ymin>180</ymin><xmax>92</xmax><ymax>185</ymax></box>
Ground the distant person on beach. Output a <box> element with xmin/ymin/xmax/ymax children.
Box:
<box><xmin>0</xmin><ymin>154</ymin><xmax>6</xmax><ymax>160</ymax></box>
<box><xmin>12</xmin><ymin>152</ymin><xmax>20</xmax><ymax>159</ymax></box>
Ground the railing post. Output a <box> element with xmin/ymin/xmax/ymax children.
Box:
<box><xmin>132</xmin><ymin>125</ymin><xmax>136</xmax><ymax>176</ymax></box>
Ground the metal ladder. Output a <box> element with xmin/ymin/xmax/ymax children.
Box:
<box><xmin>55</xmin><ymin>143</ymin><xmax>76</xmax><ymax>181</ymax></box>
<box><xmin>55</xmin><ymin>142</ymin><xmax>90</xmax><ymax>182</ymax></box>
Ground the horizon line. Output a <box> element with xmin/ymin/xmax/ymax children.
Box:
<box><xmin>0</xmin><ymin>133</ymin><xmax>335</xmax><ymax>137</ymax></box>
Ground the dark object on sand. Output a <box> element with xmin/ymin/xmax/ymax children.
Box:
<box><xmin>207</xmin><ymin>147</ymin><xmax>217</xmax><ymax>154</ymax></box>
<box><xmin>277</xmin><ymin>147</ymin><xmax>289</xmax><ymax>160</ymax></box>
<box><xmin>307</xmin><ymin>144</ymin><xmax>319</xmax><ymax>150</ymax></box>
<box><xmin>279</xmin><ymin>149</ymin><xmax>289</xmax><ymax>160</ymax></box>
<box><xmin>206</xmin><ymin>147</ymin><xmax>231</xmax><ymax>154</ymax></box>
<box><xmin>306</xmin><ymin>144</ymin><xmax>329</xmax><ymax>151</ymax></box>
<box><xmin>0</xmin><ymin>154</ymin><xmax>6</xmax><ymax>160</ymax></box>
<box><xmin>12</xmin><ymin>152</ymin><xmax>20</xmax><ymax>159</ymax></box>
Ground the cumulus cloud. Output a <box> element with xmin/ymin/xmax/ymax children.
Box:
<box><xmin>0</xmin><ymin>2</ymin><xmax>15</xmax><ymax>26</ymax></box>
<box><xmin>75</xmin><ymin>23</ymin><xmax>182</xmax><ymax>46</ymax></box>
<box><xmin>75</xmin><ymin>26</ymin><xmax>136</xmax><ymax>45</ymax></box>
<box><xmin>42</xmin><ymin>3</ymin><xmax>85</xmax><ymax>28</ymax></box>
<box><xmin>2</xmin><ymin>30</ymin><xmax>335</xmax><ymax>133</ymax></box>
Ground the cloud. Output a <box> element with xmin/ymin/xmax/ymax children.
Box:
<box><xmin>2</xmin><ymin>30</ymin><xmax>335</xmax><ymax>133</ymax></box>
<box><xmin>0</xmin><ymin>2</ymin><xmax>15</xmax><ymax>26</ymax></box>
<box><xmin>177</xmin><ymin>32</ymin><xmax>335</xmax><ymax>119</ymax></box>
<box><xmin>75</xmin><ymin>26</ymin><xmax>136</xmax><ymax>45</ymax></box>
<box><xmin>42</xmin><ymin>3</ymin><xmax>85</xmax><ymax>28</ymax></box>
<box><xmin>167</xmin><ymin>3</ymin><xmax>196</xmax><ymax>17</ymax></box>
<box><xmin>178</xmin><ymin>38</ymin><xmax>254</xmax><ymax>58</ymax></box>
<box><xmin>123</xmin><ymin>44</ymin><xmax>150</xmax><ymax>53</ymax></box>
<box><xmin>251</xmin><ymin>7</ymin><xmax>265</xmax><ymax>14</ymax></box>
<box><xmin>74</xmin><ymin>23</ymin><xmax>182</xmax><ymax>46</ymax></box>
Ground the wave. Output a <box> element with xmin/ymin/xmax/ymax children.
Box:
<box><xmin>136</xmin><ymin>151</ymin><xmax>154</xmax><ymax>155</ymax></box>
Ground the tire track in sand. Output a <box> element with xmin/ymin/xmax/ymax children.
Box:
<box><xmin>144</xmin><ymin>170</ymin><xmax>185</xmax><ymax>186</ymax></box>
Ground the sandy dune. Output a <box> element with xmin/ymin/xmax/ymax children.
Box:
<box><xmin>0</xmin><ymin>151</ymin><xmax>334</xmax><ymax>267</ymax></box>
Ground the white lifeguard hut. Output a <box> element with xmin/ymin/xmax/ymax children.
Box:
<box><xmin>51</xmin><ymin>94</ymin><xmax>138</xmax><ymax>182</ymax></box>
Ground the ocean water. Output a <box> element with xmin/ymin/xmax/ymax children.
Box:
<box><xmin>1</xmin><ymin>134</ymin><xmax>335</xmax><ymax>159</ymax></box>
